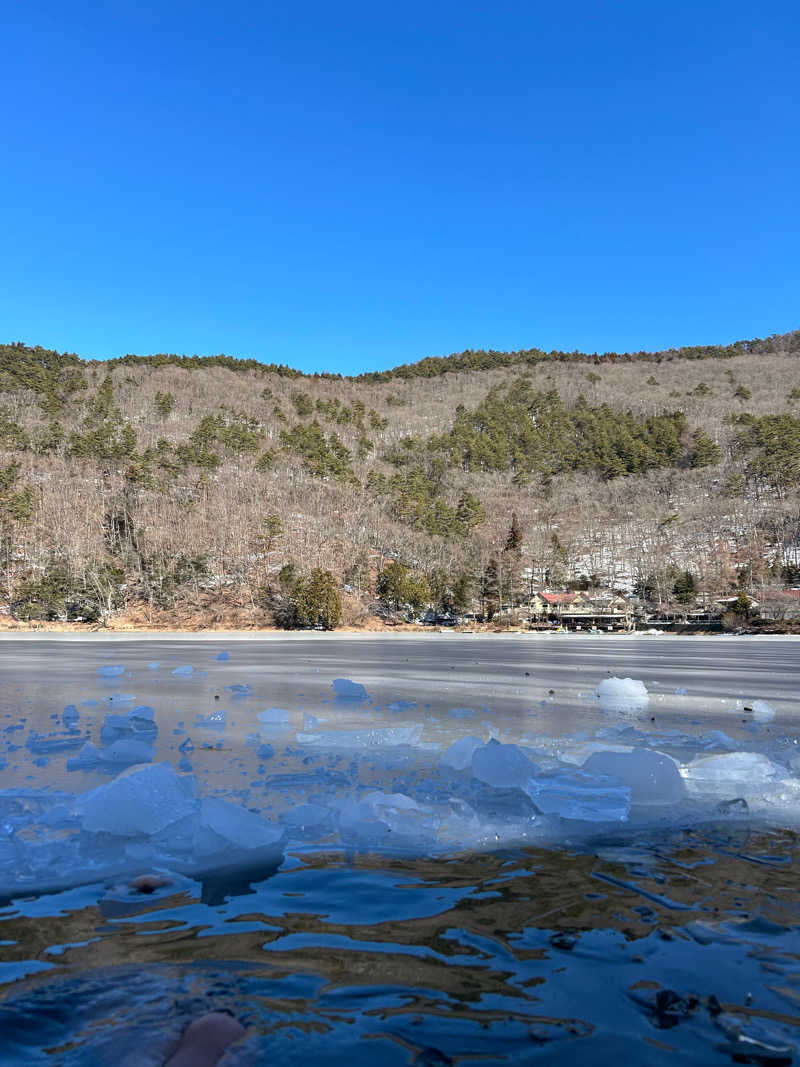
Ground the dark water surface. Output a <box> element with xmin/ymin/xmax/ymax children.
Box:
<box><xmin>1</xmin><ymin>634</ymin><xmax>799</xmax><ymax>1064</ymax></box>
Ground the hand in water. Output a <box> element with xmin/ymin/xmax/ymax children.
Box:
<box><xmin>165</xmin><ymin>1013</ymin><xmax>245</xmax><ymax>1067</ymax></box>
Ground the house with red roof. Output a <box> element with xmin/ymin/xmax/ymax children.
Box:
<box><xmin>529</xmin><ymin>590</ymin><xmax>633</xmax><ymax>630</ymax></box>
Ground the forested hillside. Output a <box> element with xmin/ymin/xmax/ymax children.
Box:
<box><xmin>1</xmin><ymin>330</ymin><xmax>799</xmax><ymax>627</ymax></box>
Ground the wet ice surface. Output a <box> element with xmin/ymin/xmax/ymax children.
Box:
<box><xmin>1</xmin><ymin>633</ymin><xmax>799</xmax><ymax>1064</ymax></box>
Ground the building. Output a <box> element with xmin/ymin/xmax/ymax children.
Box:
<box><xmin>529</xmin><ymin>591</ymin><xmax>633</xmax><ymax>631</ymax></box>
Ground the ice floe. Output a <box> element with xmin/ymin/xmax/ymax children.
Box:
<box><xmin>595</xmin><ymin>677</ymin><xmax>650</xmax><ymax>717</ymax></box>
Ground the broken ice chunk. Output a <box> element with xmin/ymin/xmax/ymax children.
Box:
<box><xmin>226</xmin><ymin>683</ymin><xmax>253</xmax><ymax>697</ymax></box>
<box><xmin>339</xmin><ymin>797</ymin><xmax>392</xmax><ymax>845</ymax></box>
<box><xmin>700</xmin><ymin>730</ymin><xmax>737</xmax><ymax>751</ymax></box>
<box><xmin>66</xmin><ymin>741</ymin><xmax>103</xmax><ymax>771</ymax></box>
<box><xmin>172</xmin><ymin>665</ymin><xmax>193</xmax><ymax>677</ymax></box>
<box><xmin>439</xmin><ymin>736</ymin><xmax>484</xmax><ymax>772</ymax></box>
<box><xmin>99</xmin><ymin>738</ymin><xmax>156</xmax><ymax>766</ymax></box>
<box><xmin>103</xmin><ymin>693</ymin><xmax>136</xmax><ymax>707</ymax></box>
<box><xmin>471</xmin><ymin>739</ymin><xmax>539</xmax><ymax>789</ymax></box>
<box><xmin>751</xmin><ymin>699</ymin><xmax>776</xmax><ymax>723</ymax></box>
<box><xmin>258</xmin><ymin>708</ymin><xmax>290</xmax><ymax>728</ymax></box>
<box><xmin>364</xmin><ymin>791</ymin><xmax>440</xmax><ymax>841</ymax></box>
<box><xmin>386</xmin><ymin>700</ymin><xmax>416</xmax><ymax>714</ymax></box>
<box><xmin>595</xmin><ymin>677</ymin><xmax>650</xmax><ymax>717</ymax></box>
<box><xmin>62</xmin><ymin>705</ymin><xmax>80</xmax><ymax>728</ymax></box>
<box><xmin>26</xmin><ymin>731</ymin><xmax>88</xmax><ymax>754</ymax></box>
<box><xmin>98</xmin><ymin>665</ymin><xmax>125</xmax><ymax>678</ymax></box>
<box><xmin>192</xmin><ymin>797</ymin><xmax>282</xmax><ymax>857</ymax></box>
<box><xmin>279</xmin><ymin>802</ymin><xmax>331</xmax><ymax>831</ymax></box>
<box><xmin>101</xmin><ymin>709</ymin><xmax>158</xmax><ymax>745</ymax></box>
<box><xmin>332</xmin><ymin>679</ymin><xmax>368</xmax><ymax>701</ymax></box>
<box><xmin>557</xmin><ymin>741</ymin><xmax>634</xmax><ymax>766</ymax></box>
<box><xmin>582</xmin><ymin>748</ymin><xmax>684</xmax><ymax>805</ymax></box>
<box><xmin>195</xmin><ymin>709</ymin><xmax>227</xmax><ymax>731</ymax></box>
<box><xmin>684</xmin><ymin>752</ymin><xmax>783</xmax><ymax>788</ymax></box>
<box><xmin>131</xmin><ymin>705</ymin><xmax>155</xmax><ymax>720</ymax></box>
<box><xmin>525</xmin><ymin>771</ymin><xmax>631</xmax><ymax>822</ymax></box>
<box><xmin>296</xmin><ymin>725</ymin><xmax>422</xmax><ymax>748</ymax></box>
<box><xmin>75</xmin><ymin>762</ymin><xmax>196</xmax><ymax>836</ymax></box>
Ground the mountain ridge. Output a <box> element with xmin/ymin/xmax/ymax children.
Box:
<box><xmin>3</xmin><ymin>327</ymin><xmax>798</xmax><ymax>388</ymax></box>
<box><xmin>0</xmin><ymin>331</ymin><xmax>799</xmax><ymax>629</ymax></box>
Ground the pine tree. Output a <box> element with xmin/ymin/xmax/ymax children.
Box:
<box><xmin>504</xmin><ymin>511</ymin><xmax>523</xmax><ymax>554</ymax></box>
<box><xmin>295</xmin><ymin>569</ymin><xmax>342</xmax><ymax>630</ymax></box>
<box><xmin>483</xmin><ymin>558</ymin><xmax>500</xmax><ymax>620</ymax></box>
<box><xmin>451</xmin><ymin>572</ymin><xmax>472</xmax><ymax>615</ymax></box>
<box><xmin>456</xmin><ymin>490</ymin><xmax>485</xmax><ymax>533</ymax></box>
<box><xmin>376</xmin><ymin>561</ymin><xmax>410</xmax><ymax>614</ymax></box>
<box><xmin>672</xmin><ymin>570</ymin><xmax>697</xmax><ymax>604</ymax></box>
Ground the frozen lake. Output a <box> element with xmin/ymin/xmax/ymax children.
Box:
<box><xmin>1</xmin><ymin>634</ymin><xmax>799</xmax><ymax>1064</ymax></box>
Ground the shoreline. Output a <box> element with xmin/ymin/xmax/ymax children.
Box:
<box><xmin>1</xmin><ymin>627</ymin><xmax>800</xmax><ymax>641</ymax></box>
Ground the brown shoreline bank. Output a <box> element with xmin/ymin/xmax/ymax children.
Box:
<box><xmin>1</xmin><ymin>616</ymin><xmax>798</xmax><ymax>636</ymax></box>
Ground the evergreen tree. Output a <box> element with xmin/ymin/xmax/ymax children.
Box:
<box><xmin>295</xmin><ymin>569</ymin><xmax>342</xmax><ymax>629</ymax></box>
<box><xmin>504</xmin><ymin>511</ymin><xmax>523</xmax><ymax>554</ymax></box>
<box><xmin>733</xmin><ymin>591</ymin><xmax>752</xmax><ymax>617</ymax></box>
<box><xmin>482</xmin><ymin>558</ymin><xmax>500</xmax><ymax>619</ymax></box>
<box><xmin>404</xmin><ymin>574</ymin><xmax>431</xmax><ymax>614</ymax></box>
<box><xmin>376</xmin><ymin>561</ymin><xmax>410</xmax><ymax>614</ymax></box>
<box><xmin>451</xmin><ymin>572</ymin><xmax>473</xmax><ymax>615</ymax></box>
<box><xmin>690</xmin><ymin>430</ymin><xmax>721</xmax><ymax>468</ymax></box>
<box><xmin>672</xmin><ymin>570</ymin><xmax>697</xmax><ymax>604</ymax></box>
<box><xmin>455</xmin><ymin>490</ymin><xmax>485</xmax><ymax>533</ymax></box>
<box><xmin>154</xmin><ymin>391</ymin><xmax>175</xmax><ymax>416</ymax></box>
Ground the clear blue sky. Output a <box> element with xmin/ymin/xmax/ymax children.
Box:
<box><xmin>2</xmin><ymin>1</ymin><xmax>798</xmax><ymax>374</ymax></box>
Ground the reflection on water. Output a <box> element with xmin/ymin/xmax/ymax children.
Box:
<box><xmin>1</xmin><ymin>828</ymin><xmax>799</xmax><ymax>1065</ymax></box>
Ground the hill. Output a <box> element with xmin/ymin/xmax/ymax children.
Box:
<box><xmin>1</xmin><ymin>331</ymin><xmax>799</xmax><ymax>627</ymax></box>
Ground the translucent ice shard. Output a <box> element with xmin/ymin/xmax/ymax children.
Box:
<box><xmin>582</xmin><ymin>748</ymin><xmax>684</xmax><ymax>805</ymax></box>
<box><xmin>192</xmin><ymin>796</ymin><xmax>282</xmax><ymax>857</ymax></box>
<box><xmin>439</xmin><ymin>736</ymin><xmax>484</xmax><ymax>772</ymax></box>
<box><xmin>471</xmin><ymin>739</ymin><xmax>539</xmax><ymax>789</ymax></box>
<box><xmin>75</xmin><ymin>762</ymin><xmax>196</xmax><ymax>836</ymax></box>
<box><xmin>525</xmin><ymin>771</ymin><xmax>631</xmax><ymax>822</ymax></box>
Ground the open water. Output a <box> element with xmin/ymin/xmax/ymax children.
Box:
<box><xmin>0</xmin><ymin>633</ymin><xmax>799</xmax><ymax>1065</ymax></box>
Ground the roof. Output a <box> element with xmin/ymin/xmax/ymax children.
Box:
<box><xmin>539</xmin><ymin>592</ymin><xmax>579</xmax><ymax>605</ymax></box>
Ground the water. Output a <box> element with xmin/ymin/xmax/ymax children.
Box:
<box><xmin>1</xmin><ymin>634</ymin><xmax>799</xmax><ymax>1064</ymax></box>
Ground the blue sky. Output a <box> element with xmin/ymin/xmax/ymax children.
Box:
<box><xmin>2</xmin><ymin>1</ymin><xmax>798</xmax><ymax>374</ymax></box>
